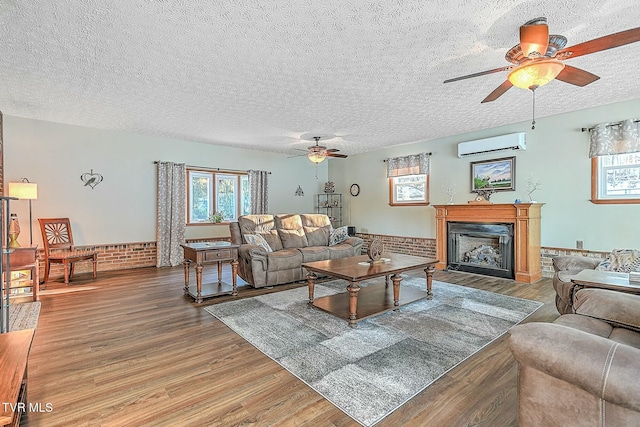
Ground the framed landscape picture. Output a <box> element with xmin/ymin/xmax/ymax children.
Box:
<box><xmin>470</xmin><ymin>156</ymin><xmax>516</xmax><ymax>192</ymax></box>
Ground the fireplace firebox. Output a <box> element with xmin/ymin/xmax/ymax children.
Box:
<box><xmin>447</xmin><ymin>222</ymin><xmax>514</xmax><ymax>279</ymax></box>
<box><xmin>433</xmin><ymin>203</ymin><xmax>542</xmax><ymax>283</ymax></box>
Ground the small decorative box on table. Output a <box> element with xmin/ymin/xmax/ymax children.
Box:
<box><xmin>181</xmin><ymin>242</ymin><xmax>240</xmax><ymax>303</ymax></box>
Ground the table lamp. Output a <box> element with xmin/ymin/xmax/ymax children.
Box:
<box><xmin>8</xmin><ymin>179</ymin><xmax>38</xmax><ymax>246</ymax></box>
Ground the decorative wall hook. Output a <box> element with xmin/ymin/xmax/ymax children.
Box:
<box><xmin>295</xmin><ymin>185</ymin><xmax>304</xmax><ymax>196</ymax></box>
<box><xmin>81</xmin><ymin>169</ymin><xmax>103</xmax><ymax>189</ymax></box>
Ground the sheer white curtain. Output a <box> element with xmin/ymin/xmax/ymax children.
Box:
<box><xmin>589</xmin><ymin>119</ymin><xmax>640</xmax><ymax>157</ymax></box>
<box><xmin>248</xmin><ymin>170</ymin><xmax>269</xmax><ymax>214</ymax></box>
<box><xmin>156</xmin><ymin>161</ymin><xmax>186</xmax><ymax>267</ymax></box>
<box><xmin>386</xmin><ymin>152</ymin><xmax>430</xmax><ymax>177</ymax></box>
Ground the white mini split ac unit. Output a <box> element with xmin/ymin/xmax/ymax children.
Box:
<box><xmin>457</xmin><ymin>132</ymin><xmax>526</xmax><ymax>157</ymax></box>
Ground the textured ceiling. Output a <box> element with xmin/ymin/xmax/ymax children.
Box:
<box><xmin>1</xmin><ymin>1</ymin><xmax>640</xmax><ymax>156</ymax></box>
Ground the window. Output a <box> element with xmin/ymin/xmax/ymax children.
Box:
<box><xmin>389</xmin><ymin>174</ymin><xmax>429</xmax><ymax>206</ymax></box>
<box><xmin>187</xmin><ymin>169</ymin><xmax>250</xmax><ymax>224</ymax></box>
<box><xmin>591</xmin><ymin>152</ymin><xmax>640</xmax><ymax>204</ymax></box>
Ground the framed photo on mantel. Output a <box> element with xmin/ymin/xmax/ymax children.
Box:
<box><xmin>470</xmin><ymin>156</ymin><xmax>516</xmax><ymax>192</ymax></box>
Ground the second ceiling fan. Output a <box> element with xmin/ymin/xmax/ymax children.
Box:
<box><xmin>303</xmin><ymin>136</ymin><xmax>347</xmax><ymax>164</ymax></box>
<box><xmin>444</xmin><ymin>17</ymin><xmax>640</xmax><ymax>103</ymax></box>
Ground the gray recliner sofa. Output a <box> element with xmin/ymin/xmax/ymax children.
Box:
<box><xmin>229</xmin><ymin>213</ymin><xmax>363</xmax><ymax>288</ymax></box>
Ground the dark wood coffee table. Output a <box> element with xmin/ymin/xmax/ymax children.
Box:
<box><xmin>303</xmin><ymin>253</ymin><xmax>438</xmax><ymax>327</ymax></box>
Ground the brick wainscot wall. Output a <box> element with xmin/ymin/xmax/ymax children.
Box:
<box><xmin>35</xmin><ymin>234</ymin><xmax>609</xmax><ymax>282</ymax></box>
<box><xmin>35</xmin><ymin>237</ymin><xmax>228</xmax><ymax>282</ymax></box>
<box><xmin>355</xmin><ymin>233</ymin><xmax>608</xmax><ymax>279</ymax></box>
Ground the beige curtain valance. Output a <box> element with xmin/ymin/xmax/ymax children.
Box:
<box><xmin>588</xmin><ymin>119</ymin><xmax>640</xmax><ymax>158</ymax></box>
<box><xmin>386</xmin><ymin>152</ymin><xmax>430</xmax><ymax>177</ymax></box>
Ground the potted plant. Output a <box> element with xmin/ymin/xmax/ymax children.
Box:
<box><xmin>209</xmin><ymin>212</ymin><xmax>224</xmax><ymax>223</ymax></box>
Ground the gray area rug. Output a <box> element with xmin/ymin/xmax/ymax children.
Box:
<box><xmin>205</xmin><ymin>277</ymin><xmax>542</xmax><ymax>426</ymax></box>
<box><xmin>9</xmin><ymin>301</ymin><xmax>41</xmax><ymax>331</ymax></box>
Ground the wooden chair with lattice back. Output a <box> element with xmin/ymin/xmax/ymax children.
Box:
<box><xmin>38</xmin><ymin>218</ymin><xmax>98</xmax><ymax>284</ymax></box>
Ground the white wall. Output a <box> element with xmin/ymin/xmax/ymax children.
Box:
<box><xmin>4</xmin><ymin>116</ymin><xmax>328</xmax><ymax>246</ymax></box>
<box><xmin>330</xmin><ymin>98</ymin><xmax>640</xmax><ymax>252</ymax></box>
<box><xmin>6</xmin><ymin>98</ymin><xmax>640</xmax><ymax>252</ymax></box>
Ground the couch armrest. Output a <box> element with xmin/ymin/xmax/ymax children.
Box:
<box><xmin>238</xmin><ymin>244</ymin><xmax>267</xmax><ymax>260</ymax></box>
<box><xmin>237</xmin><ymin>244</ymin><xmax>268</xmax><ymax>270</ymax></box>
<box><xmin>574</xmin><ymin>288</ymin><xmax>640</xmax><ymax>332</ymax></box>
<box><xmin>552</xmin><ymin>255</ymin><xmax>602</xmax><ymax>272</ymax></box>
<box><xmin>509</xmin><ymin>322</ymin><xmax>640</xmax><ymax>413</ymax></box>
<box><xmin>343</xmin><ymin>236</ymin><xmax>363</xmax><ymax>247</ymax></box>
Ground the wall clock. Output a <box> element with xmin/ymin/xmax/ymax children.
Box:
<box><xmin>350</xmin><ymin>183</ymin><xmax>360</xmax><ymax>196</ymax></box>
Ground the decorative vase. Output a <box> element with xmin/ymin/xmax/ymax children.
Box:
<box><xmin>8</xmin><ymin>213</ymin><xmax>20</xmax><ymax>248</ymax></box>
<box><xmin>324</xmin><ymin>181</ymin><xmax>335</xmax><ymax>194</ymax></box>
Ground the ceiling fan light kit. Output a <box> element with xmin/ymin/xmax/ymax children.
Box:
<box><xmin>308</xmin><ymin>147</ymin><xmax>327</xmax><ymax>164</ymax></box>
<box><xmin>507</xmin><ymin>59</ymin><xmax>565</xmax><ymax>89</ymax></box>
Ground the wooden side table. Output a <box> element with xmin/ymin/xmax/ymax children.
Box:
<box><xmin>4</xmin><ymin>247</ymin><xmax>39</xmax><ymax>301</ymax></box>
<box><xmin>0</xmin><ymin>328</ymin><xmax>35</xmax><ymax>427</ymax></box>
<box><xmin>181</xmin><ymin>242</ymin><xmax>240</xmax><ymax>303</ymax></box>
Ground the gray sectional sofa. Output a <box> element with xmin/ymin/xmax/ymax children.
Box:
<box><xmin>229</xmin><ymin>213</ymin><xmax>363</xmax><ymax>288</ymax></box>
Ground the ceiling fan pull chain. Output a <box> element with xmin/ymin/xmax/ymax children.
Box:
<box><xmin>531</xmin><ymin>87</ymin><xmax>536</xmax><ymax>130</ymax></box>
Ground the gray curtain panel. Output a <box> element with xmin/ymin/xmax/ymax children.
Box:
<box><xmin>156</xmin><ymin>161</ymin><xmax>186</xmax><ymax>267</ymax></box>
<box><xmin>386</xmin><ymin>152</ymin><xmax>430</xmax><ymax>177</ymax></box>
<box><xmin>589</xmin><ymin>118</ymin><xmax>640</xmax><ymax>157</ymax></box>
<box><xmin>248</xmin><ymin>169</ymin><xmax>269</xmax><ymax>214</ymax></box>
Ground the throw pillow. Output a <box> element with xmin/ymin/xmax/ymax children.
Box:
<box><xmin>595</xmin><ymin>248</ymin><xmax>640</xmax><ymax>272</ymax></box>
<box><xmin>244</xmin><ymin>234</ymin><xmax>273</xmax><ymax>253</ymax></box>
<box><xmin>329</xmin><ymin>226</ymin><xmax>350</xmax><ymax>246</ymax></box>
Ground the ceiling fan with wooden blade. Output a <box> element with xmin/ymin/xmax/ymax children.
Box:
<box><xmin>444</xmin><ymin>18</ymin><xmax>640</xmax><ymax>103</ymax></box>
<box><xmin>291</xmin><ymin>136</ymin><xmax>348</xmax><ymax>163</ymax></box>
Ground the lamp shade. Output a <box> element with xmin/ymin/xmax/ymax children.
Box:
<box><xmin>8</xmin><ymin>182</ymin><xmax>38</xmax><ymax>200</ymax></box>
<box><xmin>507</xmin><ymin>60</ymin><xmax>565</xmax><ymax>89</ymax></box>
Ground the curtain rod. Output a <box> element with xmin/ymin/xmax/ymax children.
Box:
<box><xmin>581</xmin><ymin>119</ymin><xmax>640</xmax><ymax>132</ymax></box>
<box><xmin>154</xmin><ymin>161</ymin><xmax>271</xmax><ymax>174</ymax></box>
<box><xmin>382</xmin><ymin>152</ymin><xmax>432</xmax><ymax>162</ymax></box>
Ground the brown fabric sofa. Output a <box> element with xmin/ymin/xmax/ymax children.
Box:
<box><xmin>229</xmin><ymin>214</ymin><xmax>363</xmax><ymax>288</ymax></box>
<box><xmin>553</xmin><ymin>251</ymin><xmax>640</xmax><ymax>314</ymax></box>
<box><xmin>552</xmin><ymin>255</ymin><xmax>603</xmax><ymax>314</ymax></box>
<box><xmin>509</xmin><ymin>289</ymin><xmax>640</xmax><ymax>426</ymax></box>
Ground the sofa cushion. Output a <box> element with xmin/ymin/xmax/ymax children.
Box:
<box><xmin>609</xmin><ymin>328</ymin><xmax>640</xmax><ymax>348</ymax></box>
<box><xmin>275</xmin><ymin>214</ymin><xmax>309</xmax><ymax>249</ymax></box>
<box><xmin>298</xmin><ymin>246</ymin><xmax>330</xmax><ymax>263</ymax></box>
<box><xmin>300</xmin><ymin>214</ymin><xmax>331</xmax><ymax>247</ymax></box>
<box><xmin>573</xmin><ymin>288</ymin><xmax>640</xmax><ymax>332</ymax></box>
<box><xmin>596</xmin><ymin>248</ymin><xmax>640</xmax><ymax>272</ymax></box>
<box><xmin>554</xmin><ymin>313</ymin><xmax>614</xmax><ymax>338</ymax></box>
<box><xmin>552</xmin><ymin>255</ymin><xmax>602</xmax><ymax>272</ymax></box>
<box><xmin>238</xmin><ymin>214</ymin><xmax>275</xmax><ymax>234</ymax></box>
<box><xmin>238</xmin><ymin>215</ymin><xmax>283</xmax><ymax>251</ymax></box>
<box><xmin>329</xmin><ymin>226</ymin><xmax>350</xmax><ymax>246</ymax></box>
<box><xmin>243</xmin><ymin>234</ymin><xmax>272</xmax><ymax>253</ymax></box>
<box><xmin>328</xmin><ymin>242</ymin><xmax>357</xmax><ymax>259</ymax></box>
<box><xmin>266</xmin><ymin>249</ymin><xmax>303</xmax><ymax>272</ymax></box>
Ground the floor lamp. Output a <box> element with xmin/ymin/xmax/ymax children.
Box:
<box><xmin>8</xmin><ymin>178</ymin><xmax>38</xmax><ymax>246</ymax></box>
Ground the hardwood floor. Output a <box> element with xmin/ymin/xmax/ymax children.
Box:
<box><xmin>20</xmin><ymin>266</ymin><xmax>558</xmax><ymax>427</ymax></box>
